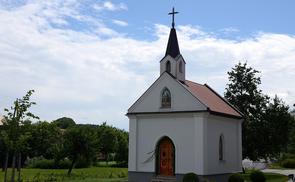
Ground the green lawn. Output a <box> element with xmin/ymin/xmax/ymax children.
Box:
<box><xmin>0</xmin><ymin>167</ymin><xmax>127</xmax><ymax>182</ymax></box>
<box><xmin>241</xmin><ymin>172</ymin><xmax>288</xmax><ymax>182</ymax></box>
<box><xmin>1</xmin><ymin>168</ymin><xmax>289</xmax><ymax>182</ymax></box>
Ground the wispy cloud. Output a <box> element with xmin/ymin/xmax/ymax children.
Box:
<box><xmin>93</xmin><ymin>1</ymin><xmax>127</xmax><ymax>11</ymax></box>
<box><xmin>0</xmin><ymin>1</ymin><xmax>294</xmax><ymax>130</ymax></box>
<box><xmin>112</xmin><ymin>19</ymin><xmax>128</xmax><ymax>26</ymax></box>
<box><xmin>219</xmin><ymin>27</ymin><xmax>240</xmax><ymax>33</ymax></box>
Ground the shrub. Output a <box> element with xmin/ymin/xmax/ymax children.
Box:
<box><xmin>281</xmin><ymin>159</ymin><xmax>295</xmax><ymax>168</ymax></box>
<box><xmin>26</xmin><ymin>157</ymin><xmax>71</xmax><ymax>169</ymax></box>
<box><xmin>75</xmin><ymin>158</ymin><xmax>91</xmax><ymax>168</ymax></box>
<box><xmin>56</xmin><ymin>160</ymin><xmax>71</xmax><ymax>169</ymax></box>
<box><xmin>26</xmin><ymin>157</ymin><xmax>55</xmax><ymax>169</ymax></box>
<box><xmin>250</xmin><ymin>170</ymin><xmax>265</xmax><ymax>182</ymax></box>
<box><xmin>281</xmin><ymin>153</ymin><xmax>295</xmax><ymax>161</ymax></box>
<box><xmin>228</xmin><ymin>173</ymin><xmax>244</xmax><ymax>182</ymax></box>
<box><xmin>183</xmin><ymin>172</ymin><xmax>199</xmax><ymax>182</ymax></box>
<box><xmin>111</xmin><ymin>161</ymin><xmax>128</xmax><ymax>168</ymax></box>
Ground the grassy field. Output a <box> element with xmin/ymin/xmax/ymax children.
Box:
<box><xmin>0</xmin><ymin>167</ymin><xmax>127</xmax><ymax>182</ymax></box>
<box><xmin>1</xmin><ymin>168</ymin><xmax>290</xmax><ymax>182</ymax></box>
<box><xmin>241</xmin><ymin>172</ymin><xmax>288</xmax><ymax>182</ymax></box>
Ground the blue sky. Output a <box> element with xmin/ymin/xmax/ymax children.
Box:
<box><xmin>0</xmin><ymin>0</ymin><xmax>295</xmax><ymax>130</ymax></box>
<box><xmin>117</xmin><ymin>0</ymin><xmax>295</xmax><ymax>39</ymax></box>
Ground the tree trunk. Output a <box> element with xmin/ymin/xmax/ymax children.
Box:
<box><xmin>106</xmin><ymin>153</ymin><xmax>108</xmax><ymax>166</ymax></box>
<box><xmin>17</xmin><ymin>153</ymin><xmax>21</xmax><ymax>182</ymax></box>
<box><xmin>10</xmin><ymin>152</ymin><xmax>16</xmax><ymax>182</ymax></box>
<box><xmin>2</xmin><ymin>157</ymin><xmax>4</xmax><ymax>172</ymax></box>
<box><xmin>67</xmin><ymin>157</ymin><xmax>76</xmax><ymax>175</ymax></box>
<box><xmin>4</xmin><ymin>151</ymin><xmax>9</xmax><ymax>182</ymax></box>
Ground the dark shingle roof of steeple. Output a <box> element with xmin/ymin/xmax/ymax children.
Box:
<box><xmin>165</xmin><ymin>28</ymin><xmax>180</xmax><ymax>58</ymax></box>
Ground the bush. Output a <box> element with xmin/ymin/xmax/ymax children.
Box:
<box><xmin>111</xmin><ymin>161</ymin><xmax>128</xmax><ymax>168</ymax></box>
<box><xmin>281</xmin><ymin>159</ymin><xmax>295</xmax><ymax>168</ymax></box>
<box><xmin>56</xmin><ymin>160</ymin><xmax>71</xmax><ymax>169</ymax></box>
<box><xmin>250</xmin><ymin>170</ymin><xmax>266</xmax><ymax>182</ymax></box>
<box><xmin>75</xmin><ymin>158</ymin><xmax>92</xmax><ymax>168</ymax></box>
<box><xmin>183</xmin><ymin>172</ymin><xmax>199</xmax><ymax>182</ymax></box>
<box><xmin>228</xmin><ymin>173</ymin><xmax>244</xmax><ymax>182</ymax></box>
<box><xmin>26</xmin><ymin>157</ymin><xmax>71</xmax><ymax>169</ymax></box>
<box><xmin>26</xmin><ymin>157</ymin><xmax>54</xmax><ymax>169</ymax></box>
<box><xmin>280</xmin><ymin>153</ymin><xmax>295</xmax><ymax>161</ymax></box>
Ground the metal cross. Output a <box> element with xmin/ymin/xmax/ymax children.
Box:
<box><xmin>168</xmin><ymin>7</ymin><xmax>179</xmax><ymax>28</ymax></box>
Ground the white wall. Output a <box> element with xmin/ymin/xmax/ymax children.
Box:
<box><xmin>128</xmin><ymin>73</ymin><xmax>206</xmax><ymax>113</ymax></box>
<box><xmin>128</xmin><ymin>112</ymin><xmax>242</xmax><ymax>175</ymax></box>
<box><xmin>204</xmin><ymin>115</ymin><xmax>243</xmax><ymax>174</ymax></box>
<box><xmin>160</xmin><ymin>55</ymin><xmax>185</xmax><ymax>82</ymax></box>
<box><xmin>128</xmin><ymin>113</ymin><xmax>208</xmax><ymax>174</ymax></box>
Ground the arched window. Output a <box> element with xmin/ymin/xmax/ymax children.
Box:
<box><xmin>166</xmin><ymin>61</ymin><xmax>171</xmax><ymax>73</ymax></box>
<box><xmin>179</xmin><ymin>61</ymin><xmax>182</xmax><ymax>73</ymax></box>
<box><xmin>219</xmin><ymin>135</ymin><xmax>224</xmax><ymax>161</ymax></box>
<box><xmin>161</xmin><ymin>88</ymin><xmax>171</xmax><ymax>108</ymax></box>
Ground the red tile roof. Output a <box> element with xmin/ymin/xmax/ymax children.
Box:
<box><xmin>184</xmin><ymin>80</ymin><xmax>242</xmax><ymax>118</ymax></box>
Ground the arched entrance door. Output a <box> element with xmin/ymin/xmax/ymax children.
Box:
<box><xmin>156</xmin><ymin>136</ymin><xmax>175</xmax><ymax>176</ymax></box>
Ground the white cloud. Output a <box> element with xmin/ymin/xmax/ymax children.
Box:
<box><xmin>219</xmin><ymin>27</ymin><xmax>240</xmax><ymax>33</ymax></box>
<box><xmin>112</xmin><ymin>19</ymin><xmax>128</xmax><ymax>26</ymax></box>
<box><xmin>93</xmin><ymin>1</ymin><xmax>127</xmax><ymax>11</ymax></box>
<box><xmin>0</xmin><ymin>1</ymin><xmax>295</xmax><ymax>131</ymax></box>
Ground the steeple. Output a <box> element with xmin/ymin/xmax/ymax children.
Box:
<box><xmin>165</xmin><ymin>7</ymin><xmax>180</xmax><ymax>58</ymax></box>
<box><xmin>160</xmin><ymin>7</ymin><xmax>185</xmax><ymax>82</ymax></box>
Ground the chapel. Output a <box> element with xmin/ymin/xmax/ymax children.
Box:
<box><xmin>127</xmin><ymin>8</ymin><xmax>243</xmax><ymax>182</ymax></box>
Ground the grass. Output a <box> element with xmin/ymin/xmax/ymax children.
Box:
<box><xmin>1</xmin><ymin>167</ymin><xmax>290</xmax><ymax>182</ymax></box>
<box><xmin>0</xmin><ymin>167</ymin><xmax>127</xmax><ymax>182</ymax></box>
<box><xmin>268</xmin><ymin>163</ymin><xmax>287</xmax><ymax>169</ymax></box>
<box><xmin>241</xmin><ymin>172</ymin><xmax>288</xmax><ymax>182</ymax></box>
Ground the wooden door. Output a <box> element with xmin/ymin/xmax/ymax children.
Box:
<box><xmin>158</xmin><ymin>138</ymin><xmax>174</xmax><ymax>176</ymax></box>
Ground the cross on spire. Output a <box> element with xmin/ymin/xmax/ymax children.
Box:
<box><xmin>168</xmin><ymin>7</ymin><xmax>179</xmax><ymax>28</ymax></box>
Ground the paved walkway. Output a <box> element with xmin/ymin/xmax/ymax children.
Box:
<box><xmin>262</xmin><ymin>169</ymin><xmax>295</xmax><ymax>182</ymax></box>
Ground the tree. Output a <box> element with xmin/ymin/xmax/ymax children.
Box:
<box><xmin>64</xmin><ymin>126</ymin><xmax>97</xmax><ymax>175</ymax></box>
<box><xmin>98</xmin><ymin>124</ymin><xmax>118</xmax><ymax>165</ymax></box>
<box><xmin>287</xmin><ymin>109</ymin><xmax>295</xmax><ymax>153</ymax></box>
<box><xmin>259</xmin><ymin>96</ymin><xmax>291</xmax><ymax>159</ymax></box>
<box><xmin>2</xmin><ymin>90</ymin><xmax>39</xmax><ymax>182</ymax></box>
<box><xmin>0</xmin><ymin>130</ymin><xmax>10</xmax><ymax>182</ymax></box>
<box><xmin>52</xmin><ymin>117</ymin><xmax>76</xmax><ymax>129</ymax></box>
<box><xmin>28</xmin><ymin>121</ymin><xmax>61</xmax><ymax>159</ymax></box>
<box><xmin>225</xmin><ymin>62</ymin><xmax>269</xmax><ymax>160</ymax></box>
<box><xmin>115</xmin><ymin>130</ymin><xmax>128</xmax><ymax>164</ymax></box>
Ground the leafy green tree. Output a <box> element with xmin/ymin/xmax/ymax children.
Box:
<box><xmin>225</xmin><ymin>63</ymin><xmax>294</xmax><ymax>160</ymax></box>
<box><xmin>98</xmin><ymin>124</ymin><xmax>118</xmax><ymax>164</ymax></box>
<box><xmin>52</xmin><ymin>117</ymin><xmax>76</xmax><ymax>129</ymax></box>
<box><xmin>0</xmin><ymin>130</ymin><xmax>10</xmax><ymax>181</ymax></box>
<box><xmin>287</xmin><ymin>112</ymin><xmax>295</xmax><ymax>153</ymax></box>
<box><xmin>225</xmin><ymin>63</ymin><xmax>269</xmax><ymax>160</ymax></box>
<box><xmin>115</xmin><ymin>130</ymin><xmax>128</xmax><ymax>164</ymax></box>
<box><xmin>28</xmin><ymin>121</ymin><xmax>61</xmax><ymax>159</ymax></box>
<box><xmin>2</xmin><ymin>90</ymin><xmax>39</xmax><ymax>182</ymax></box>
<box><xmin>259</xmin><ymin>96</ymin><xmax>291</xmax><ymax>159</ymax></box>
<box><xmin>64</xmin><ymin>126</ymin><xmax>97</xmax><ymax>175</ymax></box>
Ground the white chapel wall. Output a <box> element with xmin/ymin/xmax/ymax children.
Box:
<box><xmin>134</xmin><ymin>113</ymin><xmax>205</xmax><ymax>174</ymax></box>
<box><xmin>128</xmin><ymin>116</ymin><xmax>137</xmax><ymax>171</ymax></box>
<box><xmin>204</xmin><ymin>115</ymin><xmax>243</xmax><ymax>174</ymax></box>
<box><xmin>160</xmin><ymin>55</ymin><xmax>177</xmax><ymax>76</ymax></box>
<box><xmin>128</xmin><ymin>73</ymin><xmax>206</xmax><ymax>113</ymax></box>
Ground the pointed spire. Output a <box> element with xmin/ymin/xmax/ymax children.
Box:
<box><xmin>165</xmin><ymin>7</ymin><xmax>180</xmax><ymax>58</ymax></box>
